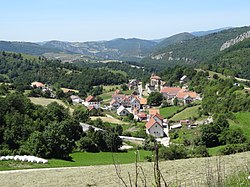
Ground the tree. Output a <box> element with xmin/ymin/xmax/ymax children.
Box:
<box><xmin>127</xmin><ymin>113</ymin><xmax>134</xmax><ymax>121</ymax></box>
<box><xmin>56</xmin><ymin>89</ymin><xmax>65</xmax><ymax>99</ymax></box>
<box><xmin>78</xmin><ymin>136</ymin><xmax>99</xmax><ymax>152</ymax></box>
<box><xmin>73</xmin><ymin>106</ymin><xmax>89</xmax><ymax>122</ymax></box>
<box><xmin>200</xmin><ymin>124</ymin><xmax>221</xmax><ymax>147</ymax></box>
<box><xmin>173</xmin><ymin>98</ymin><xmax>178</xmax><ymax>106</ymax></box>
<box><xmin>159</xmin><ymin>144</ymin><xmax>188</xmax><ymax>160</ymax></box>
<box><xmin>121</xmin><ymin>84</ymin><xmax>128</xmax><ymax>91</ymax></box>
<box><xmin>42</xmin><ymin>121</ymin><xmax>75</xmax><ymax>159</ymax></box>
<box><xmin>105</xmin><ymin>130</ymin><xmax>122</xmax><ymax>152</ymax></box>
<box><xmin>147</xmin><ymin>92</ymin><xmax>163</xmax><ymax>106</ymax></box>
<box><xmin>219</xmin><ymin>128</ymin><xmax>246</xmax><ymax>144</ymax></box>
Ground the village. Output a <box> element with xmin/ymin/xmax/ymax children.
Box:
<box><xmin>29</xmin><ymin>73</ymin><xmax>204</xmax><ymax>147</ymax></box>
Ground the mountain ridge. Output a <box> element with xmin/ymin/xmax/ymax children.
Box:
<box><xmin>0</xmin><ymin>27</ymin><xmax>240</xmax><ymax>61</ymax></box>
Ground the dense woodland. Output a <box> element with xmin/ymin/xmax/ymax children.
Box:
<box><xmin>206</xmin><ymin>38</ymin><xmax>250</xmax><ymax>79</ymax></box>
<box><xmin>0</xmin><ymin>94</ymin><xmax>122</xmax><ymax>159</ymax></box>
<box><xmin>76</xmin><ymin>61</ymin><xmax>150</xmax><ymax>81</ymax></box>
<box><xmin>0</xmin><ymin>52</ymin><xmax>127</xmax><ymax>92</ymax></box>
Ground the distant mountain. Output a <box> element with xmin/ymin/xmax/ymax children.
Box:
<box><xmin>0</xmin><ymin>26</ymin><xmax>247</xmax><ymax>63</ymax></box>
<box><xmin>155</xmin><ymin>32</ymin><xmax>195</xmax><ymax>50</ymax></box>
<box><xmin>0</xmin><ymin>41</ymin><xmax>62</xmax><ymax>55</ymax></box>
<box><xmin>39</xmin><ymin>38</ymin><xmax>158</xmax><ymax>61</ymax></box>
<box><xmin>142</xmin><ymin>26</ymin><xmax>250</xmax><ymax>69</ymax></box>
<box><xmin>191</xmin><ymin>27</ymin><xmax>233</xmax><ymax>37</ymax></box>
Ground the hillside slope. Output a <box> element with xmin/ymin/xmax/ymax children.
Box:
<box><xmin>0</xmin><ymin>151</ymin><xmax>249</xmax><ymax>186</ymax></box>
<box><xmin>142</xmin><ymin>26</ymin><xmax>250</xmax><ymax>68</ymax></box>
<box><xmin>0</xmin><ymin>41</ymin><xmax>63</xmax><ymax>55</ymax></box>
<box><xmin>154</xmin><ymin>32</ymin><xmax>195</xmax><ymax>50</ymax></box>
<box><xmin>207</xmin><ymin>37</ymin><xmax>250</xmax><ymax>79</ymax></box>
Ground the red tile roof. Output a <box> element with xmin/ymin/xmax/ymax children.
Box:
<box><xmin>149</xmin><ymin>108</ymin><xmax>160</xmax><ymax>116</ymax></box>
<box><xmin>137</xmin><ymin>112</ymin><xmax>147</xmax><ymax>118</ymax></box>
<box><xmin>85</xmin><ymin>95</ymin><xmax>94</xmax><ymax>102</ymax></box>
<box><xmin>31</xmin><ymin>82</ymin><xmax>45</xmax><ymax>88</ymax></box>
<box><xmin>87</xmin><ymin>105</ymin><xmax>95</xmax><ymax>111</ymax></box>
<box><xmin>145</xmin><ymin>118</ymin><xmax>162</xmax><ymax>129</ymax></box>
<box><xmin>110</xmin><ymin>99</ymin><xmax>118</xmax><ymax>105</ymax></box>
<box><xmin>176</xmin><ymin>91</ymin><xmax>197</xmax><ymax>99</ymax></box>
<box><xmin>160</xmin><ymin>87</ymin><xmax>182</xmax><ymax>95</ymax></box>
<box><xmin>112</xmin><ymin>94</ymin><xmax>126</xmax><ymax>98</ymax></box>
<box><xmin>153</xmin><ymin>113</ymin><xmax>164</xmax><ymax>121</ymax></box>
<box><xmin>139</xmin><ymin>97</ymin><xmax>147</xmax><ymax>105</ymax></box>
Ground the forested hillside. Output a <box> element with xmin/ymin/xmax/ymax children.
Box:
<box><xmin>154</xmin><ymin>32</ymin><xmax>195</xmax><ymax>50</ymax></box>
<box><xmin>141</xmin><ymin>26</ymin><xmax>250</xmax><ymax>69</ymax></box>
<box><xmin>0</xmin><ymin>52</ymin><xmax>127</xmax><ymax>91</ymax></box>
<box><xmin>0</xmin><ymin>41</ymin><xmax>63</xmax><ymax>55</ymax></box>
<box><xmin>206</xmin><ymin>37</ymin><xmax>250</xmax><ymax>79</ymax></box>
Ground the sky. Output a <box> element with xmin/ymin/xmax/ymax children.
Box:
<box><xmin>0</xmin><ymin>0</ymin><xmax>250</xmax><ymax>42</ymax></box>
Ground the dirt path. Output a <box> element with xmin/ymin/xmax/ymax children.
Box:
<box><xmin>0</xmin><ymin>152</ymin><xmax>249</xmax><ymax>187</ymax></box>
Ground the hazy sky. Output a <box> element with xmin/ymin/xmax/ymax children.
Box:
<box><xmin>1</xmin><ymin>0</ymin><xmax>250</xmax><ymax>42</ymax></box>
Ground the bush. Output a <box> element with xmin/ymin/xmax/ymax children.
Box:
<box><xmin>0</xmin><ymin>148</ymin><xmax>12</xmax><ymax>156</ymax></box>
<box><xmin>159</xmin><ymin>144</ymin><xmax>188</xmax><ymax>160</ymax></box>
<box><xmin>219</xmin><ymin>128</ymin><xmax>246</xmax><ymax>145</ymax></box>
<box><xmin>193</xmin><ymin>146</ymin><xmax>209</xmax><ymax>157</ymax></box>
<box><xmin>219</xmin><ymin>143</ymin><xmax>250</xmax><ymax>155</ymax></box>
<box><xmin>78</xmin><ymin>137</ymin><xmax>99</xmax><ymax>152</ymax></box>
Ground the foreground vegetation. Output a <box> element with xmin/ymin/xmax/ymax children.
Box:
<box><xmin>0</xmin><ymin>150</ymin><xmax>152</xmax><ymax>171</ymax></box>
<box><xmin>0</xmin><ymin>151</ymin><xmax>249</xmax><ymax>187</ymax></box>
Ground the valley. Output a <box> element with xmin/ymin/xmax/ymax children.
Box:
<box><xmin>1</xmin><ymin>26</ymin><xmax>250</xmax><ymax>187</ymax></box>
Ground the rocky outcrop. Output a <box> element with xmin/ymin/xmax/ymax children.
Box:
<box><xmin>151</xmin><ymin>51</ymin><xmax>197</xmax><ymax>64</ymax></box>
<box><xmin>220</xmin><ymin>30</ymin><xmax>250</xmax><ymax>51</ymax></box>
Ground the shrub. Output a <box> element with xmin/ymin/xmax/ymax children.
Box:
<box><xmin>219</xmin><ymin>144</ymin><xmax>250</xmax><ymax>155</ymax></box>
<box><xmin>194</xmin><ymin>146</ymin><xmax>209</xmax><ymax>157</ymax></box>
<box><xmin>159</xmin><ymin>144</ymin><xmax>188</xmax><ymax>160</ymax></box>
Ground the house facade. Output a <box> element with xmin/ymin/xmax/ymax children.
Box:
<box><xmin>145</xmin><ymin>113</ymin><xmax>165</xmax><ymax>138</ymax></box>
<box><xmin>117</xmin><ymin>105</ymin><xmax>130</xmax><ymax>116</ymax></box>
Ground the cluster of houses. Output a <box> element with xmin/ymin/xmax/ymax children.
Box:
<box><xmin>70</xmin><ymin>94</ymin><xmax>101</xmax><ymax>112</ymax></box>
<box><xmin>144</xmin><ymin>74</ymin><xmax>200</xmax><ymax>105</ymax></box>
<box><xmin>109</xmin><ymin>90</ymin><xmax>148</xmax><ymax>119</ymax></box>
<box><xmin>31</xmin><ymin>81</ymin><xmax>55</xmax><ymax>97</ymax></box>
<box><xmin>160</xmin><ymin>87</ymin><xmax>200</xmax><ymax>105</ymax></box>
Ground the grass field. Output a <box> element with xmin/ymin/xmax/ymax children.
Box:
<box><xmin>0</xmin><ymin>152</ymin><xmax>249</xmax><ymax>187</ymax></box>
<box><xmin>29</xmin><ymin>97</ymin><xmax>74</xmax><ymax>113</ymax></box>
<box><xmin>99</xmin><ymin>92</ymin><xmax>113</xmax><ymax>101</ymax></box>
<box><xmin>0</xmin><ymin>150</ymin><xmax>151</xmax><ymax>171</ymax></box>
<box><xmin>29</xmin><ymin>97</ymin><xmax>67</xmax><ymax>107</ymax></box>
<box><xmin>229</xmin><ymin>112</ymin><xmax>250</xmax><ymax>137</ymax></box>
<box><xmin>208</xmin><ymin>145</ymin><xmax>227</xmax><ymax>156</ymax></box>
<box><xmin>170</xmin><ymin>105</ymin><xmax>200</xmax><ymax>121</ymax></box>
<box><xmin>90</xmin><ymin>116</ymin><xmax>129</xmax><ymax>125</ymax></box>
<box><xmin>61</xmin><ymin>87</ymin><xmax>79</xmax><ymax>93</ymax></box>
<box><xmin>160</xmin><ymin>106</ymin><xmax>183</xmax><ymax>118</ymax></box>
<box><xmin>102</xmin><ymin>85</ymin><xmax>120</xmax><ymax>92</ymax></box>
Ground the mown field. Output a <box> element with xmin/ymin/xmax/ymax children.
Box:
<box><xmin>170</xmin><ymin>105</ymin><xmax>200</xmax><ymax>121</ymax></box>
<box><xmin>29</xmin><ymin>97</ymin><xmax>74</xmax><ymax>113</ymax></box>
<box><xmin>160</xmin><ymin>106</ymin><xmax>183</xmax><ymax>118</ymax></box>
<box><xmin>0</xmin><ymin>150</ymin><xmax>151</xmax><ymax>171</ymax></box>
<box><xmin>229</xmin><ymin>112</ymin><xmax>250</xmax><ymax>137</ymax></box>
<box><xmin>0</xmin><ymin>152</ymin><xmax>249</xmax><ymax>187</ymax></box>
<box><xmin>90</xmin><ymin>116</ymin><xmax>129</xmax><ymax>125</ymax></box>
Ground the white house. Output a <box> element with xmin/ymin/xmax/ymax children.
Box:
<box><xmin>117</xmin><ymin>105</ymin><xmax>130</xmax><ymax>116</ymax></box>
<box><xmin>110</xmin><ymin>99</ymin><xmax>121</xmax><ymax>110</ymax></box>
<box><xmin>70</xmin><ymin>95</ymin><xmax>83</xmax><ymax>104</ymax></box>
<box><xmin>83</xmin><ymin>95</ymin><xmax>100</xmax><ymax>109</ymax></box>
<box><xmin>145</xmin><ymin>113</ymin><xmax>165</xmax><ymax>138</ymax></box>
<box><xmin>180</xmin><ymin>75</ymin><xmax>188</xmax><ymax>84</ymax></box>
<box><xmin>130</xmin><ymin>97</ymin><xmax>141</xmax><ymax>110</ymax></box>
